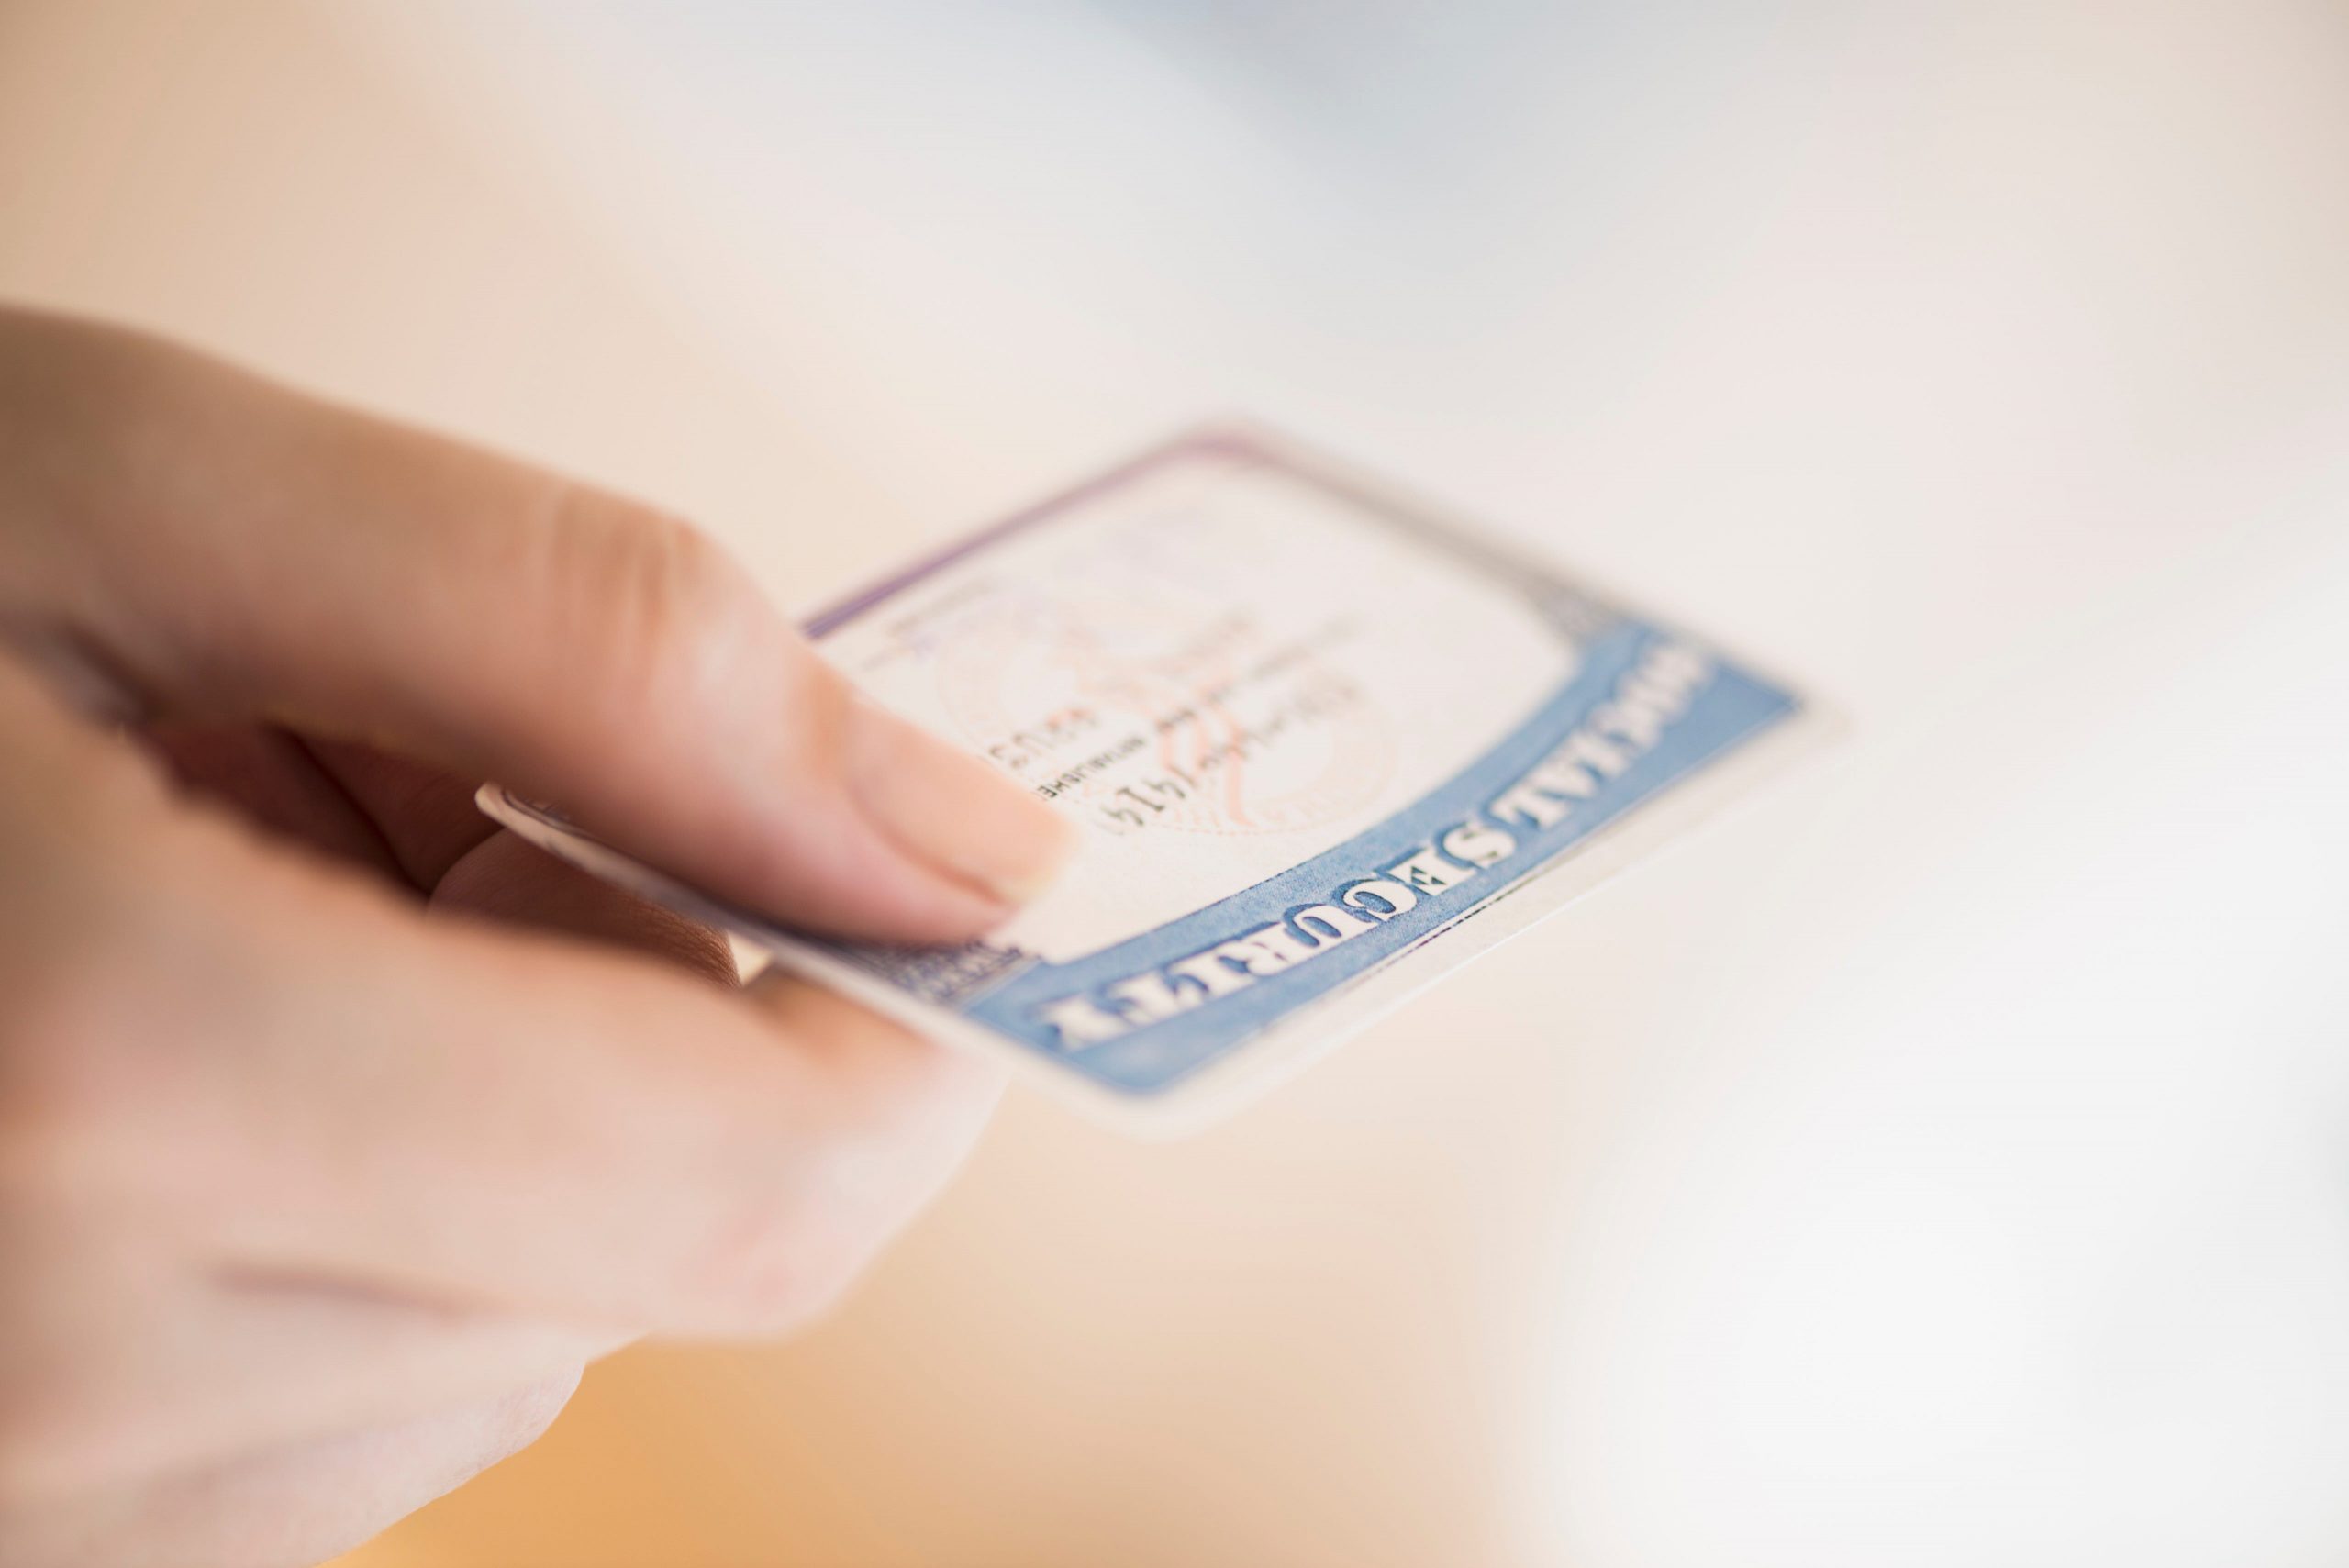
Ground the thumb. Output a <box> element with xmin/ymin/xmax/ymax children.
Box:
<box><xmin>0</xmin><ymin>306</ymin><xmax>1071</xmax><ymax>941</ymax></box>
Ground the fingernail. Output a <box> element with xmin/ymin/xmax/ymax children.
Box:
<box><xmin>843</xmin><ymin>695</ymin><xmax>1078</xmax><ymax>907</ymax></box>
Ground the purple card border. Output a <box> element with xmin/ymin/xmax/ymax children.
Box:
<box><xmin>800</xmin><ymin>429</ymin><xmax>1262</xmax><ymax>639</ymax></box>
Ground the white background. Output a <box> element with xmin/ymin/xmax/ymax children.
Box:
<box><xmin>8</xmin><ymin>4</ymin><xmax>2344</xmax><ymax>1563</ymax></box>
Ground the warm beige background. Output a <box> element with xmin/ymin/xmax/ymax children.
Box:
<box><xmin>6</xmin><ymin>5</ymin><xmax>2348</xmax><ymax>1566</ymax></box>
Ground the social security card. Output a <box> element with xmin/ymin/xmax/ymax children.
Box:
<box><xmin>483</xmin><ymin>428</ymin><xmax>1819</xmax><ymax>1130</ymax></box>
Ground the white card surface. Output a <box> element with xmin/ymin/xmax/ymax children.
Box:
<box><xmin>482</xmin><ymin>428</ymin><xmax>1824</xmax><ymax>1132</ymax></box>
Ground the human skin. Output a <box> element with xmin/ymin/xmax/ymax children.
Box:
<box><xmin>0</xmin><ymin>306</ymin><xmax>1074</xmax><ymax>1568</ymax></box>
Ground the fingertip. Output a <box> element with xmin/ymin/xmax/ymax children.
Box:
<box><xmin>747</xmin><ymin>972</ymin><xmax>1009</xmax><ymax>1119</ymax></box>
<box><xmin>841</xmin><ymin>696</ymin><xmax>1079</xmax><ymax>911</ymax></box>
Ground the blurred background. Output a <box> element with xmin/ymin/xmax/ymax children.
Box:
<box><xmin>5</xmin><ymin>2</ymin><xmax>2346</xmax><ymax>1563</ymax></box>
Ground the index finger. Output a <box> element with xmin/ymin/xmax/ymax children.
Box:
<box><xmin>111</xmin><ymin>796</ymin><xmax>1004</xmax><ymax>1337</ymax></box>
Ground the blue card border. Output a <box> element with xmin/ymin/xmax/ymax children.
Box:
<box><xmin>799</xmin><ymin>430</ymin><xmax>1803</xmax><ymax>1096</ymax></box>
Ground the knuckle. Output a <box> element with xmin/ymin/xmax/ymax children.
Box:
<box><xmin>536</xmin><ymin>486</ymin><xmax>795</xmax><ymax>728</ymax></box>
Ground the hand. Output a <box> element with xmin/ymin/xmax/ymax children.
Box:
<box><xmin>0</xmin><ymin>306</ymin><xmax>1073</xmax><ymax>1568</ymax></box>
